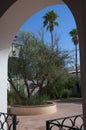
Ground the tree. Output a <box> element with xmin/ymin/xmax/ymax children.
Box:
<box><xmin>69</xmin><ymin>28</ymin><xmax>79</xmax><ymax>77</ymax></box>
<box><xmin>8</xmin><ymin>31</ymin><xmax>71</xmax><ymax>104</ymax></box>
<box><xmin>43</xmin><ymin>10</ymin><xmax>59</xmax><ymax>50</ymax></box>
<box><xmin>37</xmin><ymin>27</ymin><xmax>44</xmax><ymax>44</ymax></box>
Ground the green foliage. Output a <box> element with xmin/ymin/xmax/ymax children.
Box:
<box><xmin>46</xmin><ymin>73</ymin><xmax>69</xmax><ymax>99</ymax></box>
<box><xmin>23</xmin><ymin>94</ymin><xmax>49</xmax><ymax>105</ymax></box>
<box><xmin>69</xmin><ymin>28</ymin><xmax>78</xmax><ymax>45</ymax></box>
<box><xmin>43</xmin><ymin>10</ymin><xmax>59</xmax><ymax>32</ymax></box>
<box><xmin>61</xmin><ymin>89</ymin><xmax>70</xmax><ymax>98</ymax></box>
<box><xmin>8</xmin><ymin>31</ymin><xmax>72</xmax><ymax>105</ymax></box>
<box><xmin>8</xmin><ymin>89</ymin><xmax>49</xmax><ymax>105</ymax></box>
<box><xmin>43</xmin><ymin>10</ymin><xmax>59</xmax><ymax>50</ymax></box>
<box><xmin>46</xmin><ymin>73</ymin><xmax>81</xmax><ymax>99</ymax></box>
<box><xmin>8</xmin><ymin>89</ymin><xmax>23</xmax><ymax>105</ymax></box>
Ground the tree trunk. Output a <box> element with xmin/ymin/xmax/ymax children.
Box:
<box><xmin>75</xmin><ymin>45</ymin><xmax>80</xmax><ymax>94</ymax></box>
<box><xmin>51</xmin><ymin>31</ymin><xmax>54</xmax><ymax>50</ymax></box>
<box><xmin>8</xmin><ymin>77</ymin><xmax>25</xmax><ymax>100</ymax></box>
<box><xmin>75</xmin><ymin>45</ymin><xmax>78</xmax><ymax>77</ymax></box>
<box><xmin>23</xmin><ymin>76</ymin><xmax>30</xmax><ymax>98</ymax></box>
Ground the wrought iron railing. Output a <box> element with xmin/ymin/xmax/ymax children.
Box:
<box><xmin>46</xmin><ymin>114</ymin><xmax>84</xmax><ymax>130</ymax></box>
<box><xmin>0</xmin><ymin>112</ymin><xmax>17</xmax><ymax>130</ymax></box>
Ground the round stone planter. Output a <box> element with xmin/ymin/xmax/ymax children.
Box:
<box><xmin>9</xmin><ymin>102</ymin><xmax>57</xmax><ymax>116</ymax></box>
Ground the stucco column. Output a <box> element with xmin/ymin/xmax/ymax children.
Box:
<box><xmin>79</xmin><ymin>2</ymin><xmax>86</xmax><ymax>129</ymax></box>
<box><xmin>63</xmin><ymin>0</ymin><xmax>86</xmax><ymax>129</ymax></box>
<box><xmin>0</xmin><ymin>48</ymin><xmax>10</xmax><ymax>113</ymax></box>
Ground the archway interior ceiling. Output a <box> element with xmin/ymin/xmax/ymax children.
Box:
<box><xmin>0</xmin><ymin>0</ymin><xmax>17</xmax><ymax>18</ymax></box>
<box><xmin>0</xmin><ymin>0</ymin><xmax>64</xmax><ymax>18</ymax></box>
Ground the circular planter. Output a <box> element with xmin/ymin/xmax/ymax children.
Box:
<box><xmin>9</xmin><ymin>102</ymin><xmax>57</xmax><ymax>116</ymax></box>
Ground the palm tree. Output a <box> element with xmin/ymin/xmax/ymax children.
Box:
<box><xmin>69</xmin><ymin>28</ymin><xmax>79</xmax><ymax>77</ymax></box>
<box><xmin>43</xmin><ymin>10</ymin><xmax>59</xmax><ymax>50</ymax></box>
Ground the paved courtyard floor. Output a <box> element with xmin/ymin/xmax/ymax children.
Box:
<box><xmin>16</xmin><ymin>99</ymin><xmax>82</xmax><ymax>130</ymax></box>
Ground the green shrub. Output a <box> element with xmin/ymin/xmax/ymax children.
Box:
<box><xmin>22</xmin><ymin>94</ymin><xmax>49</xmax><ymax>105</ymax></box>
<box><xmin>62</xmin><ymin>89</ymin><xmax>70</xmax><ymax>98</ymax></box>
<box><xmin>8</xmin><ymin>90</ymin><xmax>49</xmax><ymax>105</ymax></box>
<box><xmin>8</xmin><ymin>90</ymin><xmax>16</xmax><ymax>105</ymax></box>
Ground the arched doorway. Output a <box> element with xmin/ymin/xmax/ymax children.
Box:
<box><xmin>0</xmin><ymin>0</ymin><xmax>86</xmax><ymax>129</ymax></box>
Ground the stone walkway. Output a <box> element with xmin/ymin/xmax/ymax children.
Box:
<box><xmin>16</xmin><ymin>99</ymin><xmax>82</xmax><ymax>130</ymax></box>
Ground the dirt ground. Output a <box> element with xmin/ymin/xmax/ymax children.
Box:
<box><xmin>16</xmin><ymin>99</ymin><xmax>82</xmax><ymax>130</ymax></box>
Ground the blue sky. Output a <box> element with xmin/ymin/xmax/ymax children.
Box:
<box><xmin>20</xmin><ymin>4</ymin><xmax>80</xmax><ymax>65</ymax></box>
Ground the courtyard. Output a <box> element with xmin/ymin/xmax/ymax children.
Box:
<box><xmin>16</xmin><ymin>99</ymin><xmax>82</xmax><ymax>130</ymax></box>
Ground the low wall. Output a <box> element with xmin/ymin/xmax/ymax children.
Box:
<box><xmin>9</xmin><ymin>102</ymin><xmax>57</xmax><ymax>116</ymax></box>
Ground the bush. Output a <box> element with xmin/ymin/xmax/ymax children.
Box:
<box><xmin>8</xmin><ymin>90</ymin><xmax>16</xmax><ymax>105</ymax></box>
<box><xmin>24</xmin><ymin>95</ymin><xmax>49</xmax><ymax>105</ymax></box>
<box><xmin>62</xmin><ymin>89</ymin><xmax>70</xmax><ymax>98</ymax></box>
<box><xmin>8</xmin><ymin>90</ymin><xmax>49</xmax><ymax>105</ymax></box>
<box><xmin>8</xmin><ymin>90</ymin><xmax>24</xmax><ymax>105</ymax></box>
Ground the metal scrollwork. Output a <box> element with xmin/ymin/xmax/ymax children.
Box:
<box><xmin>46</xmin><ymin>114</ymin><xmax>83</xmax><ymax>130</ymax></box>
<box><xmin>0</xmin><ymin>112</ymin><xmax>17</xmax><ymax>130</ymax></box>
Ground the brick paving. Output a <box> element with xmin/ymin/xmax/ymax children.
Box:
<box><xmin>16</xmin><ymin>99</ymin><xmax>82</xmax><ymax>130</ymax></box>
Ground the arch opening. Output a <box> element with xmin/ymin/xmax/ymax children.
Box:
<box><xmin>7</xmin><ymin>3</ymin><xmax>81</xmax><ymax>109</ymax></box>
<box><xmin>0</xmin><ymin>0</ymin><xmax>85</xmax><ymax>128</ymax></box>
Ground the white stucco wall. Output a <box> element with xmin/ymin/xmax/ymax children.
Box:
<box><xmin>0</xmin><ymin>48</ymin><xmax>10</xmax><ymax>113</ymax></box>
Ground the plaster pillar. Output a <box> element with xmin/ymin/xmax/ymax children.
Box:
<box><xmin>0</xmin><ymin>48</ymin><xmax>10</xmax><ymax>113</ymax></box>
<box><xmin>79</xmin><ymin>2</ymin><xmax>86</xmax><ymax>129</ymax></box>
<box><xmin>63</xmin><ymin>0</ymin><xmax>86</xmax><ymax>129</ymax></box>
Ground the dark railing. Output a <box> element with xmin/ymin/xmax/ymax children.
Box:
<box><xmin>46</xmin><ymin>114</ymin><xmax>84</xmax><ymax>130</ymax></box>
<box><xmin>0</xmin><ymin>112</ymin><xmax>17</xmax><ymax>130</ymax></box>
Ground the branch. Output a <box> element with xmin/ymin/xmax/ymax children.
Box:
<box><xmin>8</xmin><ymin>73</ymin><xmax>25</xmax><ymax>99</ymax></box>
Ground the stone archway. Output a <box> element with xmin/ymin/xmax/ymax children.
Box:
<box><xmin>0</xmin><ymin>0</ymin><xmax>86</xmax><ymax>129</ymax></box>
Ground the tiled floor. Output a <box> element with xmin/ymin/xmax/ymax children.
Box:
<box><xmin>16</xmin><ymin>100</ymin><xmax>82</xmax><ymax>130</ymax></box>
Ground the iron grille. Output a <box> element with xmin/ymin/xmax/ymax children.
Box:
<box><xmin>46</xmin><ymin>114</ymin><xmax>84</xmax><ymax>130</ymax></box>
<box><xmin>0</xmin><ymin>112</ymin><xmax>17</xmax><ymax>130</ymax></box>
